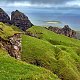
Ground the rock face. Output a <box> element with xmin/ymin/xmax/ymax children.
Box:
<box><xmin>0</xmin><ymin>33</ymin><xmax>21</xmax><ymax>59</ymax></box>
<box><xmin>0</xmin><ymin>8</ymin><xmax>33</xmax><ymax>31</ymax></box>
<box><xmin>11</xmin><ymin>10</ymin><xmax>33</xmax><ymax>31</ymax></box>
<box><xmin>0</xmin><ymin>8</ymin><xmax>10</xmax><ymax>24</ymax></box>
<box><xmin>48</xmin><ymin>25</ymin><xmax>76</xmax><ymax>38</ymax></box>
<box><xmin>8</xmin><ymin>34</ymin><xmax>21</xmax><ymax>59</ymax></box>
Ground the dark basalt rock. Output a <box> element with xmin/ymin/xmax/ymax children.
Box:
<box><xmin>48</xmin><ymin>25</ymin><xmax>76</xmax><ymax>38</ymax></box>
<box><xmin>0</xmin><ymin>8</ymin><xmax>33</xmax><ymax>31</ymax></box>
<box><xmin>0</xmin><ymin>8</ymin><xmax>10</xmax><ymax>24</ymax></box>
<box><xmin>11</xmin><ymin>10</ymin><xmax>33</xmax><ymax>31</ymax></box>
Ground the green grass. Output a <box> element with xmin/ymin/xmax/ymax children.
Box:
<box><xmin>21</xmin><ymin>26</ymin><xmax>80</xmax><ymax>80</ymax></box>
<box><xmin>26</xmin><ymin>26</ymin><xmax>80</xmax><ymax>47</ymax></box>
<box><xmin>0</xmin><ymin>23</ymin><xmax>60</xmax><ymax>80</ymax></box>
<box><xmin>10</xmin><ymin>24</ymin><xmax>23</xmax><ymax>32</ymax></box>
<box><xmin>0</xmin><ymin>23</ymin><xmax>80</xmax><ymax>80</ymax></box>
<box><xmin>0</xmin><ymin>22</ymin><xmax>20</xmax><ymax>40</ymax></box>
<box><xmin>0</xmin><ymin>48</ymin><xmax>60</xmax><ymax>80</ymax></box>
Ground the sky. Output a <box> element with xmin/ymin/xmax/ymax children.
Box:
<box><xmin>0</xmin><ymin>0</ymin><xmax>80</xmax><ymax>8</ymax></box>
<box><xmin>0</xmin><ymin>0</ymin><xmax>80</xmax><ymax>30</ymax></box>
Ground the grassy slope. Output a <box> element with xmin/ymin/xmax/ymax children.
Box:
<box><xmin>26</xmin><ymin>26</ymin><xmax>80</xmax><ymax>47</ymax></box>
<box><xmin>21</xmin><ymin>26</ymin><xmax>80</xmax><ymax>80</ymax></box>
<box><xmin>0</xmin><ymin>22</ymin><xmax>21</xmax><ymax>40</ymax></box>
<box><xmin>0</xmin><ymin>48</ymin><xmax>59</xmax><ymax>80</ymax></box>
<box><xmin>0</xmin><ymin>23</ymin><xmax>60</xmax><ymax>80</ymax></box>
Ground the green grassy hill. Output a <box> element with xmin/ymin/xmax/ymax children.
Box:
<box><xmin>0</xmin><ymin>23</ymin><xmax>80</xmax><ymax>80</ymax></box>
<box><xmin>0</xmin><ymin>48</ymin><xmax>60</xmax><ymax>80</ymax></box>
<box><xmin>0</xmin><ymin>23</ymin><xmax>60</xmax><ymax>80</ymax></box>
<box><xmin>21</xmin><ymin>26</ymin><xmax>80</xmax><ymax>80</ymax></box>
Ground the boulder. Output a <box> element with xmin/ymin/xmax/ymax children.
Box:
<box><xmin>11</xmin><ymin>10</ymin><xmax>33</xmax><ymax>31</ymax></box>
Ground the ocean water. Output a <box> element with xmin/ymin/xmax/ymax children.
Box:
<box><xmin>27</xmin><ymin>12</ymin><xmax>80</xmax><ymax>30</ymax></box>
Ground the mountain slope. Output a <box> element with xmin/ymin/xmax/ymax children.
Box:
<box><xmin>26</xmin><ymin>26</ymin><xmax>80</xmax><ymax>47</ymax></box>
<box><xmin>21</xmin><ymin>26</ymin><xmax>80</xmax><ymax>80</ymax></box>
<box><xmin>0</xmin><ymin>23</ymin><xmax>80</xmax><ymax>80</ymax></box>
<box><xmin>0</xmin><ymin>23</ymin><xmax>60</xmax><ymax>80</ymax></box>
<box><xmin>0</xmin><ymin>48</ymin><xmax>60</xmax><ymax>80</ymax></box>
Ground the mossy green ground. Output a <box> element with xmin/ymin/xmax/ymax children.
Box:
<box><xmin>21</xmin><ymin>26</ymin><xmax>80</xmax><ymax>80</ymax></box>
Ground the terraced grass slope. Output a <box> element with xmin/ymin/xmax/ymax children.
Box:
<box><xmin>21</xmin><ymin>26</ymin><xmax>80</xmax><ymax>80</ymax></box>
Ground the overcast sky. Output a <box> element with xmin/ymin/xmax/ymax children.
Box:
<box><xmin>0</xmin><ymin>0</ymin><xmax>80</xmax><ymax>8</ymax></box>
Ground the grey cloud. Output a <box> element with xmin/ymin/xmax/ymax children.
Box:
<box><xmin>2</xmin><ymin>0</ymin><xmax>75</xmax><ymax>4</ymax></box>
<box><xmin>29</xmin><ymin>0</ymin><xmax>73</xmax><ymax>4</ymax></box>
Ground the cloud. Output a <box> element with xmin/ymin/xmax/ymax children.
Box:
<box><xmin>66</xmin><ymin>1</ymin><xmax>80</xmax><ymax>7</ymax></box>
<box><xmin>0</xmin><ymin>0</ymin><xmax>75</xmax><ymax>4</ymax></box>
<box><xmin>6</xmin><ymin>2</ymin><xmax>55</xmax><ymax>8</ymax></box>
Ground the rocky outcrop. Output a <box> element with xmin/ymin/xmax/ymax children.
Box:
<box><xmin>0</xmin><ymin>8</ymin><xmax>10</xmax><ymax>24</ymax></box>
<box><xmin>0</xmin><ymin>8</ymin><xmax>33</xmax><ymax>31</ymax></box>
<box><xmin>48</xmin><ymin>25</ymin><xmax>76</xmax><ymax>38</ymax></box>
<box><xmin>0</xmin><ymin>33</ymin><xmax>21</xmax><ymax>59</ymax></box>
<box><xmin>11</xmin><ymin>10</ymin><xmax>33</xmax><ymax>31</ymax></box>
<box><xmin>61</xmin><ymin>25</ymin><xmax>76</xmax><ymax>38</ymax></box>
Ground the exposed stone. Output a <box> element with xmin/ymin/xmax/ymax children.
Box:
<box><xmin>0</xmin><ymin>8</ymin><xmax>10</xmax><ymax>24</ymax></box>
<box><xmin>11</xmin><ymin>10</ymin><xmax>33</xmax><ymax>31</ymax></box>
<box><xmin>48</xmin><ymin>25</ymin><xmax>76</xmax><ymax>38</ymax></box>
<box><xmin>9</xmin><ymin>34</ymin><xmax>21</xmax><ymax>59</ymax></box>
<box><xmin>61</xmin><ymin>25</ymin><xmax>76</xmax><ymax>38</ymax></box>
<box><xmin>0</xmin><ymin>33</ymin><xmax>22</xmax><ymax>59</ymax></box>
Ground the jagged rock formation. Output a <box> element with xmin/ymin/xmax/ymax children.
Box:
<box><xmin>48</xmin><ymin>25</ymin><xmax>76</xmax><ymax>38</ymax></box>
<box><xmin>0</xmin><ymin>33</ymin><xmax>21</xmax><ymax>59</ymax></box>
<box><xmin>0</xmin><ymin>8</ymin><xmax>10</xmax><ymax>24</ymax></box>
<box><xmin>0</xmin><ymin>8</ymin><xmax>33</xmax><ymax>31</ymax></box>
<box><xmin>11</xmin><ymin>10</ymin><xmax>33</xmax><ymax>31</ymax></box>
